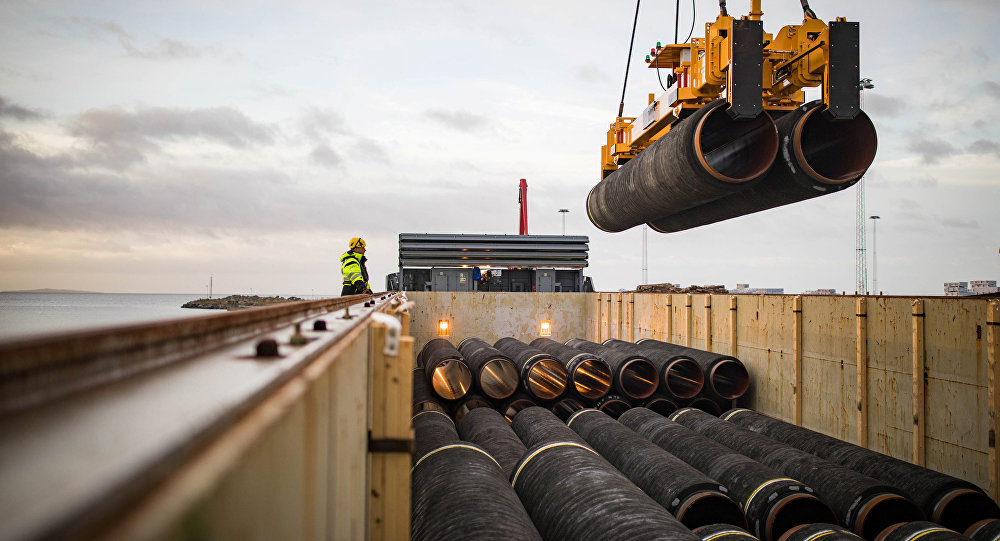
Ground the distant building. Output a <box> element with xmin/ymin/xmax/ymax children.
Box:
<box><xmin>803</xmin><ymin>288</ymin><xmax>837</xmax><ymax>295</ymax></box>
<box><xmin>731</xmin><ymin>284</ymin><xmax>784</xmax><ymax>295</ymax></box>
<box><xmin>944</xmin><ymin>280</ymin><xmax>998</xmax><ymax>296</ymax></box>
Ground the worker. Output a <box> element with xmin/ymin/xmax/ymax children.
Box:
<box><xmin>341</xmin><ymin>237</ymin><xmax>372</xmax><ymax>296</ymax></box>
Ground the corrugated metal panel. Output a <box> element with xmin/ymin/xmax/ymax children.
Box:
<box><xmin>398</xmin><ymin>233</ymin><xmax>589</xmax><ymax>268</ymax></box>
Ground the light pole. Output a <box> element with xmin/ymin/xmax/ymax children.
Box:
<box><xmin>870</xmin><ymin>215</ymin><xmax>881</xmax><ymax>294</ymax></box>
<box><xmin>558</xmin><ymin>209</ymin><xmax>569</xmax><ymax>235</ymax></box>
<box><xmin>642</xmin><ymin>225</ymin><xmax>648</xmax><ymax>285</ymax></box>
<box><xmin>856</xmin><ymin>78</ymin><xmax>874</xmax><ymax>294</ymax></box>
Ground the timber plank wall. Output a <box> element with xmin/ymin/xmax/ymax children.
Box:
<box><xmin>407</xmin><ymin>291</ymin><xmax>1000</xmax><ymax>501</ymax></box>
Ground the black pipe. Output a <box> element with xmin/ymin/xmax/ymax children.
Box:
<box><xmin>596</xmin><ymin>394</ymin><xmax>632</xmax><ymax>419</ymax></box>
<box><xmin>587</xmin><ymin>99</ymin><xmax>778</xmax><ymax>232</ymax></box>
<box><xmin>687</xmin><ymin>396</ymin><xmax>723</xmax><ymax>416</ymax></box>
<box><xmin>451</xmin><ymin>393</ymin><xmax>491</xmax><ymax>424</ymax></box>
<box><xmin>966</xmin><ymin>519</ymin><xmax>1000</xmax><ymax>541</ymax></box>
<box><xmin>605</xmin><ymin>338</ymin><xmax>705</xmax><ymax>399</ymax></box>
<box><xmin>638</xmin><ymin>394</ymin><xmax>680</xmax><ymax>417</ymax></box>
<box><xmin>412</xmin><ymin>416</ymin><xmax>542</xmax><ymax>541</ymax></box>
<box><xmin>724</xmin><ymin>408</ymin><xmax>1000</xmax><ymax>532</ymax></box>
<box><xmin>412</xmin><ymin>409</ymin><xmax>461</xmax><ymax>464</ymax></box>
<box><xmin>455</xmin><ymin>406</ymin><xmax>528</xmax><ymax>480</ymax></box>
<box><xmin>565</xmin><ymin>338</ymin><xmax>659</xmax><ymax>399</ymax></box>
<box><xmin>412</xmin><ymin>368</ymin><xmax>448</xmax><ymax>416</ymax></box>
<box><xmin>695</xmin><ymin>524</ymin><xmax>760</xmax><ymax>541</ymax></box>
<box><xmin>874</xmin><ymin>522</ymin><xmax>968</xmax><ymax>541</ymax></box>
<box><xmin>530</xmin><ymin>337</ymin><xmax>612</xmax><ymax>400</ymax></box>
<box><xmin>494</xmin><ymin>338</ymin><xmax>568</xmax><ymax>401</ymax></box>
<box><xmin>672</xmin><ymin>407</ymin><xmax>923</xmax><ymax>539</ymax></box>
<box><xmin>779</xmin><ymin>524</ymin><xmax>864</xmax><ymax>541</ymax></box>
<box><xmin>496</xmin><ymin>392</ymin><xmax>538</xmax><ymax>422</ymax></box>
<box><xmin>618</xmin><ymin>406</ymin><xmax>837</xmax><ymax>541</ymax></box>
<box><xmin>631</xmin><ymin>338</ymin><xmax>749</xmax><ymax>400</ymax></box>
<box><xmin>567</xmin><ymin>408</ymin><xmax>747</xmax><ymax>529</ymax></box>
<box><xmin>648</xmin><ymin>101</ymin><xmax>877</xmax><ymax>233</ymax></box>
<box><xmin>550</xmin><ymin>397</ymin><xmax>586</xmax><ymax>421</ymax></box>
<box><xmin>510</xmin><ymin>408</ymin><xmax>701</xmax><ymax>541</ymax></box>
<box><xmin>417</xmin><ymin>338</ymin><xmax>473</xmax><ymax>400</ymax></box>
<box><xmin>457</xmin><ymin>337</ymin><xmax>520</xmax><ymax>400</ymax></box>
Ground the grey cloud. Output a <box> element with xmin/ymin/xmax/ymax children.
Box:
<box><xmin>69</xmin><ymin>16</ymin><xmax>208</xmax><ymax>60</ymax></box>
<box><xmin>353</xmin><ymin>138</ymin><xmax>388</xmax><ymax>161</ymax></box>
<box><xmin>906</xmin><ymin>134</ymin><xmax>958</xmax><ymax>164</ymax></box>
<box><xmin>300</xmin><ymin>107</ymin><xmax>345</xmax><ymax>139</ymax></box>
<box><xmin>939</xmin><ymin>217</ymin><xmax>980</xmax><ymax>229</ymax></box>
<box><xmin>968</xmin><ymin>138</ymin><xmax>1000</xmax><ymax>157</ymax></box>
<box><xmin>575</xmin><ymin>64</ymin><xmax>610</xmax><ymax>84</ymax></box>
<box><xmin>424</xmin><ymin>109</ymin><xmax>488</xmax><ymax>133</ymax></box>
<box><xmin>981</xmin><ymin>81</ymin><xmax>1000</xmax><ymax>99</ymax></box>
<box><xmin>310</xmin><ymin>144</ymin><xmax>343</xmax><ymax>168</ymax></box>
<box><xmin>863</xmin><ymin>93</ymin><xmax>905</xmax><ymax>118</ymax></box>
<box><xmin>0</xmin><ymin>96</ymin><xmax>47</xmax><ymax>121</ymax></box>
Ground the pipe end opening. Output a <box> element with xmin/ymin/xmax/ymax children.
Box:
<box><xmin>767</xmin><ymin>493</ymin><xmax>837</xmax><ymax>541</ymax></box>
<box><xmin>710</xmin><ymin>359</ymin><xmax>750</xmax><ymax>400</ymax></box>
<box><xmin>526</xmin><ymin>358</ymin><xmax>568</xmax><ymax>401</ymax></box>
<box><xmin>431</xmin><ymin>360</ymin><xmax>472</xmax><ymax>400</ymax></box>
<box><xmin>480</xmin><ymin>359</ymin><xmax>520</xmax><ymax>400</ymax></box>
<box><xmin>620</xmin><ymin>358</ymin><xmax>659</xmax><ymax>399</ymax></box>
<box><xmin>796</xmin><ymin>107</ymin><xmax>878</xmax><ymax>184</ymax></box>
<box><xmin>697</xmin><ymin>105</ymin><xmax>779</xmax><ymax>182</ymax></box>
<box><xmin>933</xmin><ymin>488</ymin><xmax>1000</xmax><ymax>533</ymax></box>
<box><xmin>677</xmin><ymin>491</ymin><xmax>748</xmax><ymax>530</ymax></box>
<box><xmin>665</xmin><ymin>358</ymin><xmax>705</xmax><ymax>399</ymax></box>
<box><xmin>573</xmin><ymin>359</ymin><xmax>613</xmax><ymax>399</ymax></box>
<box><xmin>856</xmin><ymin>493</ymin><xmax>925</xmax><ymax>541</ymax></box>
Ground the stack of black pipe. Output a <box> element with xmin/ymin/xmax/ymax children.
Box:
<box><xmin>530</xmin><ymin>337</ymin><xmax>613</xmax><ymax>401</ymax></box>
<box><xmin>602</xmin><ymin>338</ymin><xmax>706</xmax><ymax>400</ymax></box>
<box><xmin>564</xmin><ymin>338</ymin><xmax>660</xmax><ymax>401</ymax></box>
<box><xmin>457</xmin><ymin>338</ymin><xmax>520</xmax><ymax>400</ymax></box>
<box><xmin>494</xmin><ymin>338</ymin><xmax>569</xmax><ymax>401</ymax></box>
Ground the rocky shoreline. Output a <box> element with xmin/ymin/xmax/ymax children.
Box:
<box><xmin>182</xmin><ymin>294</ymin><xmax>304</xmax><ymax>310</ymax></box>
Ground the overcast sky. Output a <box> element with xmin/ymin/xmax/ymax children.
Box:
<box><xmin>1</xmin><ymin>0</ymin><xmax>997</xmax><ymax>296</ymax></box>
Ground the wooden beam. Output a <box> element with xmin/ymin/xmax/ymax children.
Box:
<box><xmin>704</xmin><ymin>295</ymin><xmax>713</xmax><ymax>352</ymax></box>
<box><xmin>912</xmin><ymin>299</ymin><xmax>926</xmax><ymax>467</ymax></box>
<box><xmin>627</xmin><ymin>293</ymin><xmax>635</xmax><ymax>342</ymax></box>
<box><xmin>856</xmin><ymin>297</ymin><xmax>869</xmax><ymax>447</ymax></box>
<box><xmin>793</xmin><ymin>295</ymin><xmax>803</xmax><ymax>425</ymax></box>
<box><xmin>685</xmin><ymin>294</ymin><xmax>693</xmax><ymax>347</ymax></box>
<box><xmin>665</xmin><ymin>295</ymin><xmax>673</xmax><ymax>343</ymax></box>
<box><xmin>988</xmin><ymin>300</ymin><xmax>1000</xmax><ymax>501</ymax></box>
<box><xmin>729</xmin><ymin>296</ymin><xmax>738</xmax><ymax>357</ymax></box>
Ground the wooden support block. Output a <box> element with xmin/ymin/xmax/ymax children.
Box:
<box><xmin>627</xmin><ymin>293</ymin><xmax>635</xmax><ymax>342</ymax></box>
<box><xmin>856</xmin><ymin>297</ymin><xmax>869</xmax><ymax>447</ymax></box>
<box><xmin>988</xmin><ymin>300</ymin><xmax>1000</xmax><ymax>501</ymax></box>
<box><xmin>793</xmin><ymin>295</ymin><xmax>803</xmax><ymax>426</ymax></box>
<box><xmin>704</xmin><ymin>295</ymin><xmax>713</xmax><ymax>352</ymax></box>
<box><xmin>399</xmin><ymin>311</ymin><xmax>411</xmax><ymax>339</ymax></box>
<box><xmin>606</xmin><ymin>295</ymin><xmax>612</xmax><ymax>341</ymax></box>
<box><xmin>729</xmin><ymin>296</ymin><xmax>738</xmax><ymax>357</ymax></box>
<box><xmin>369</xmin><ymin>324</ymin><xmax>413</xmax><ymax>541</ymax></box>
<box><xmin>685</xmin><ymin>294</ymin><xmax>693</xmax><ymax>347</ymax></box>
<box><xmin>912</xmin><ymin>299</ymin><xmax>926</xmax><ymax>467</ymax></box>
<box><xmin>665</xmin><ymin>295</ymin><xmax>673</xmax><ymax>343</ymax></box>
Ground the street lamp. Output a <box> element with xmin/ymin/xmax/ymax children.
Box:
<box><xmin>855</xmin><ymin>78</ymin><xmax>874</xmax><ymax>295</ymax></box>
<box><xmin>870</xmin><ymin>215</ymin><xmax>881</xmax><ymax>294</ymax></box>
<box><xmin>558</xmin><ymin>209</ymin><xmax>569</xmax><ymax>235</ymax></box>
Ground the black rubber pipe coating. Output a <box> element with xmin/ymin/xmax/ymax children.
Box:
<box><xmin>874</xmin><ymin>522</ymin><xmax>969</xmax><ymax>541</ymax></box>
<box><xmin>567</xmin><ymin>408</ymin><xmax>747</xmax><ymax>529</ymax></box>
<box><xmin>457</xmin><ymin>337</ymin><xmax>520</xmax><ymax>400</ymax></box>
<box><xmin>672</xmin><ymin>407</ymin><xmax>923</xmax><ymax>539</ymax></box>
<box><xmin>565</xmin><ymin>338</ymin><xmax>659</xmax><ymax>400</ymax></box>
<box><xmin>494</xmin><ymin>337</ymin><xmax>568</xmax><ymax>401</ymax></box>
<box><xmin>724</xmin><ymin>408</ymin><xmax>1000</xmax><ymax>533</ymax></box>
<box><xmin>604</xmin><ymin>338</ymin><xmax>705</xmax><ymax>399</ymax></box>
<box><xmin>411</xmin><ymin>441</ymin><xmax>542</xmax><ymax>541</ymax></box>
<box><xmin>412</xmin><ymin>368</ymin><xmax>448</xmax><ymax>416</ymax></box>
<box><xmin>966</xmin><ymin>519</ymin><xmax>1000</xmax><ymax>541</ymax></box>
<box><xmin>509</xmin><ymin>409</ymin><xmax>701</xmax><ymax>541</ymax></box>
<box><xmin>695</xmin><ymin>524</ymin><xmax>761</xmax><ymax>541</ymax></box>
<box><xmin>417</xmin><ymin>337</ymin><xmax>473</xmax><ymax>400</ymax></box>
<box><xmin>627</xmin><ymin>338</ymin><xmax>749</xmax><ymax>400</ymax></box>
<box><xmin>412</xmin><ymin>410</ymin><xmax>461</xmax><ymax>465</ymax></box>
<box><xmin>618</xmin><ymin>406</ymin><xmax>837</xmax><ymax>541</ymax></box>
<box><xmin>648</xmin><ymin>101</ymin><xmax>877</xmax><ymax>233</ymax></box>
<box><xmin>456</xmin><ymin>406</ymin><xmax>527</xmax><ymax>480</ymax></box>
<box><xmin>511</xmin><ymin>406</ymin><xmax>590</xmax><ymax>450</ymax></box>
<box><xmin>587</xmin><ymin>99</ymin><xmax>778</xmax><ymax>232</ymax></box>
<box><xmin>530</xmin><ymin>337</ymin><xmax>613</xmax><ymax>400</ymax></box>
<box><xmin>778</xmin><ymin>523</ymin><xmax>864</xmax><ymax>541</ymax></box>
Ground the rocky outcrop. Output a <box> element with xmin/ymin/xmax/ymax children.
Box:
<box><xmin>182</xmin><ymin>295</ymin><xmax>304</xmax><ymax>310</ymax></box>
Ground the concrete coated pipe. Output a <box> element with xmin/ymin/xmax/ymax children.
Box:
<box><xmin>510</xmin><ymin>408</ymin><xmax>701</xmax><ymax>541</ymax></box>
<box><xmin>724</xmin><ymin>408</ymin><xmax>1000</xmax><ymax>533</ymax></box>
<box><xmin>695</xmin><ymin>524</ymin><xmax>761</xmax><ymax>541</ymax></box>
<box><xmin>417</xmin><ymin>338</ymin><xmax>473</xmax><ymax>400</ymax></box>
<box><xmin>565</xmin><ymin>338</ymin><xmax>659</xmax><ymax>400</ymax></box>
<box><xmin>587</xmin><ymin>99</ymin><xmax>778</xmax><ymax>232</ymax></box>
<box><xmin>456</xmin><ymin>406</ymin><xmax>527</xmax><ymax>480</ymax></box>
<box><xmin>630</xmin><ymin>339</ymin><xmax>749</xmax><ymax>400</ymax></box>
<box><xmin>494</xmin><ymin>338</ymin><xmax>568</xmax><ymax>401</ymax></box>
<box><xmin>619</xmin><ymin>407</ymin><xmax>837</xmax><ymax>541</ymax></box>
<box><xmin>648</xmin><ymin>101</ymin><xmax>877</xmax><ymax>233</ymax></box>
<box><xmin>567</xmin><ymin>408</ymin><xmax>747</xmax><ymax>529</ymax></box>
<box><xmin>457</xmin><ymin>337</ymin><xmax>520</xmax><ymax>400</ymax></box>
<box><xmin>412</xmin><ymin>368</ymin><xmax>449</xmax><ymax>416</ymax></box>
<box><xmin>604</xmin><ymin>338</ymin><xmax>705</xmax><ymax>399</ymax></box>
<box><xmin>530</xmin><ymin>338</ymin><xmax>612</xmax><ymax>400</ymax></box>
<box><xmin>412</xmin><ymin>409</ymin><xmax>461</xmax><ymax>464</ymax></box>
<box><xmin>779</xmin><ymin>524</ymin><xmax>864</xmax><ymax>541</ymax></box>
<box><xmin>874</xmin><ymin>522</ymin><xmax>969</xmax><ymax>541</ymax></box>
<box><xmin>673</xmin><ymin>407</ymin><xmax>923</xmax><ymax>539</ymax></box>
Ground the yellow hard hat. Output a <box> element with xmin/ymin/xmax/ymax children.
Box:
<box><xmin>349</xmin><ymin>237</ymin><xmax>366</xmax><ymax>250</ymax></box>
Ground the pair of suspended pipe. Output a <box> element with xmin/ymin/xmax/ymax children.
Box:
<box><xmin>567</xmin><ymin>408</ymin><xmax>747</xmax><ymax>529</ymax></box>
<box><xmin>530</xmin><ymin>338</ymin><xmax>613</xmax><ymax>400</ymax></box>
<box><xmin>627</xmin><ymin>338</ymin><xmax>750</xmax><ymax>400</ymax></box>
<box><xmin>510</xmin><ymin>407</ymin><xmax>702</xmax><ymax>541</ymax></box>
<box><xmin>618</xmin><ymin>407</ymin><xmax>837</xmax><ymax>541</ymax></box>
<box><xmin>456</xmin><ymin>406</ymin><xmax>527</xmax><ymax>480</ymax></box>
<box><xmin>565</xmin><ymin>338</ymin><xmax>659</xmax><ymax>400</ymax></box>
<box><xmin>966</xmin><ymin>519</ymin><xmax>1000</xmax><ymax>541</ymax></box>
<box><xmin>412</xmin><ymin>368</ymin><xmax>449</xmax><ymax>416</ymax></box>
<box><xmin>411</xmin><ymin>409</ymin><xmax>542</xmax><ymax>541</ymax></box>
<box><xmin>603</xmin><ymin>338</ymin><xmax>705</xmax><ymax>399</ymax></box>
<box><xmin>874</xmin><ymin>522</ymin><xmax>969</xmax><ymax>541</ymax></box>
<box><xmin>647</xmin><ymin>101</ymin><xmax>878</xmax><ymax>233</ymax></box>
<box><xmin>695</xmin><ymin>524</ymin><xmax>760</xmax><ymax>541</ymax></box>
<box><xmin>724</xmin><ymin>409</ymin><xmax>1000</xmax><ymax>533</ymax></box>
<box><xmin>493</xmin><ymin>338</ymin><xmax>568</xmax><ymax>401</ymax></box>
<box><xmin>417</xmin><ymin>338</ymin><xmax>473</xmax><ymax>400</ymax></box>
<box><xmin>673</xmin><ymin>407</ymin><xmax>923</xmax><ymax>540</ymax></box>
<box><xmin>457</xmin><ymin>337</ymin><xmax>520</xmax><ymax>400</ymax></box>
<box><xmin>587</xmin><ymin>99</ymin><xmax>779</xmax><ymax>232</ymax></box>
<box><xmin>779</xmin><ymin>524</ymin><xmax>864</xmax><ymax>541</ymax></box>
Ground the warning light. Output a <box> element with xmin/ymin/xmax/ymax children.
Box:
<box><xmin>540</xmin><ymin>320</ymin><xmax>552</xmax><ymax>337</ymax></box>
<box><xmin>438</xmin><ymin>319</ymin><xmax>450</xmax><ymax>337</ymax></box>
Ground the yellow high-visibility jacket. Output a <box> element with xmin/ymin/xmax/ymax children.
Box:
<box><xmin>340</xmin><ymin>250</ymin><xmax>370</xmax><ymax>294</ymax></box>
